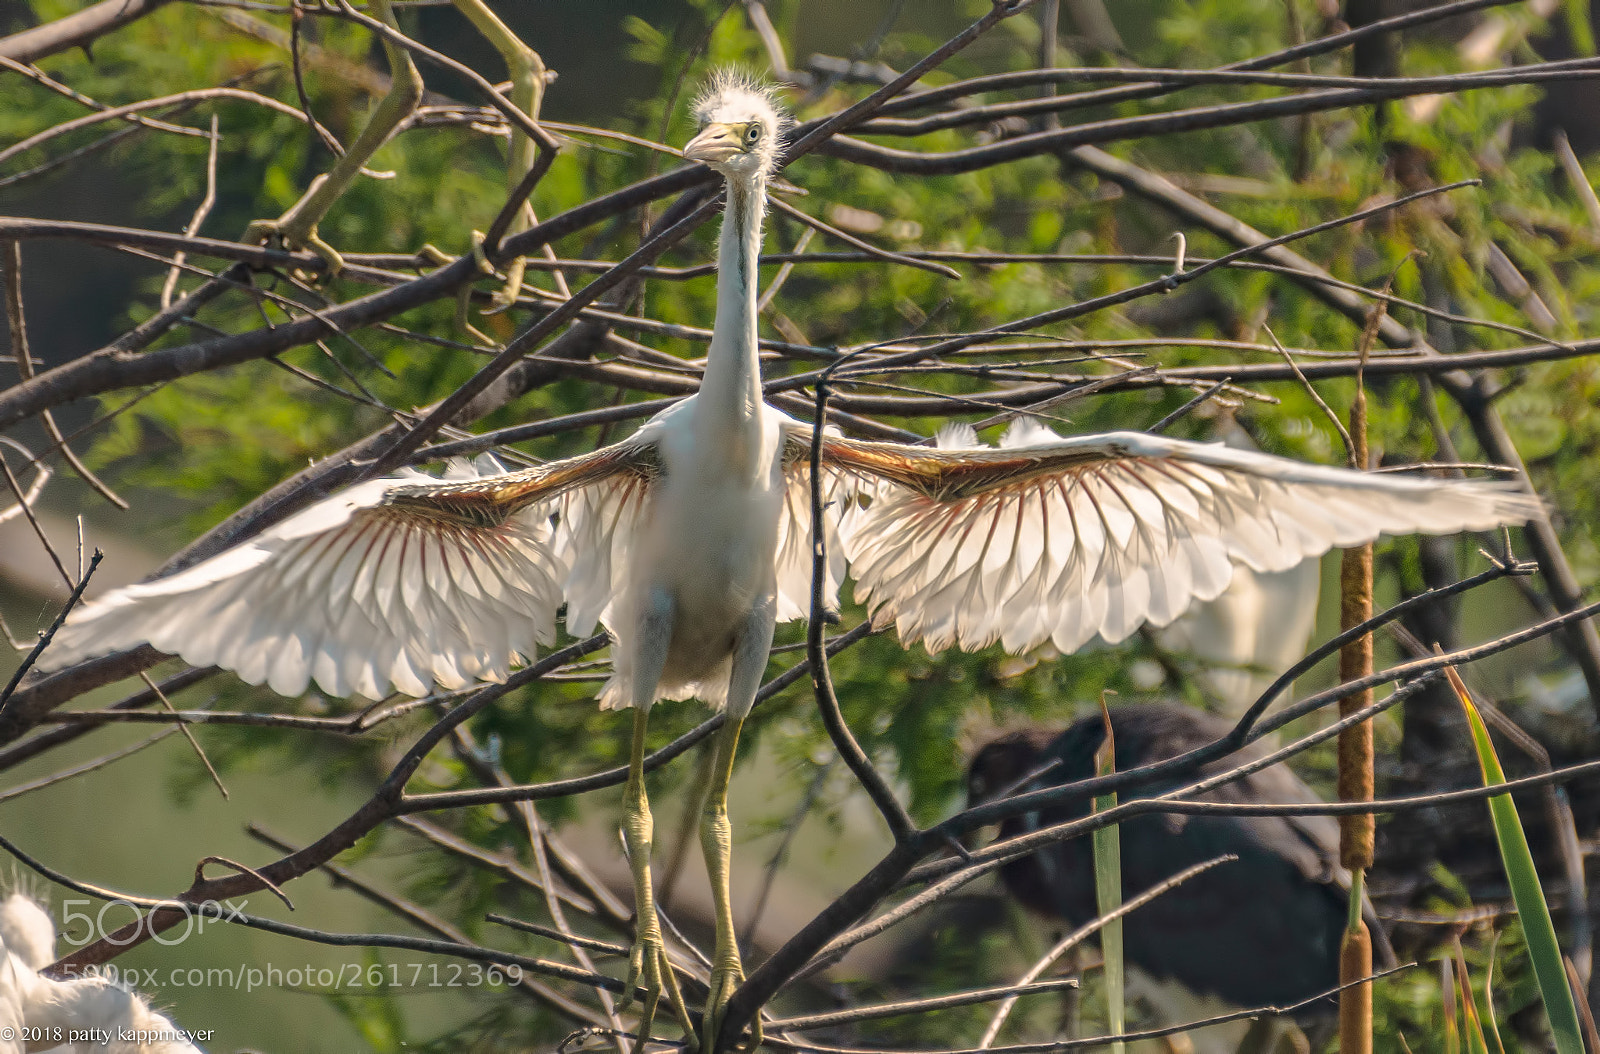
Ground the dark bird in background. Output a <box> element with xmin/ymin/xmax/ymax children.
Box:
<box><xmin>967</xmin><ymin>703</ymin><xmax>1393</xmax><ymax>1024</ymax></box>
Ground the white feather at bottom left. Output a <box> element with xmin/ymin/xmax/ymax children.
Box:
<box><xmin>0</xmin><ymin>894</ymin><xmax>202</xmax><ymax>1054</ymax></box>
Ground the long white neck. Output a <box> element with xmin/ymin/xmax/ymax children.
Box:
<box><xmin>697</xmin><ymin>174</ymin><xmax>765</xmax><ymax>431</ymax></box>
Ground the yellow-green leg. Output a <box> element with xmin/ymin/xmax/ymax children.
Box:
<box><xmin>448</xmin><ymin>0</ymin><xmax>546</xmax><ymax>310</ymax></box>
<box><xmin>617</xmin><ymin>706</ymin><xmax>670</xmax><ymax>1054</ymax></box>
<box><xmin>699</xmin><ymin>712</ymin><xmax>758</xmax><ymax>1052</ymax></box>
<box><xmin>245</xmin><ymin>0</ymin><xmax>423</xmax><ymax>276</ymax></box>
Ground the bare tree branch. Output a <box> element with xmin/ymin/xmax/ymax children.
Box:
<box><xmin>0</xmin><ymin>0</ymin><xmax>174</xmax><ymax>63</ymax></box>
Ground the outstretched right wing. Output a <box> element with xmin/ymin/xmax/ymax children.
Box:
<box><xmin>821</xmin><ymin>425</ymin><xmax>1540</xmax><ymax>656</ymax></box>
<box><xmin>40</xmin><ymin>443</ymin><xmax>658</xmax><ymax>700</ymax></box>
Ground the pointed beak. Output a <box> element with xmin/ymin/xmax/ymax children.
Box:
<box><xmin>683</xmin><ymin>122</ymin><xmax>744</xmax><ymax>164</ymax></box>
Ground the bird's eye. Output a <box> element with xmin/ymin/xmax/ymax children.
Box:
<box><xmin>745</xmin><ymin>125</ymin><xmax>762</xmax><ymax>145</ymax></box>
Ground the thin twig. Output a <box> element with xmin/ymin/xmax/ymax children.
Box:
<box><xmin>0</xmin><ymin>56</ymin><xmax>199</xmax><ymax>138</ymax></box>
<box><xmin>1553</xmin><ymin>129</ymin><xmax>1600</xmax><ymax>236</ymax></box>
<box><xmin>808</xmin><ymin>353</ymin><xmax>916</xmax><ymax>843</ymax></box>
<box><xmin>3</xmin><ymin>242</ymin><xmax>126</xmax><ymax>508</ymax></box>
<box><xmin>0</xmin><ymin>445</ymin><xmax>72</xmax><ymax>589</ymax></box>
<box><xmin>757</xmin><ymin>226</ymin><xmax>814</xmax><ymax>312</ymax></box>
<box><xmin>138</xmin><ymin>672</ymin><xmax>228</xmax><ymax>800</ymax></box>
<box><xmin>768</xmin><ymin>979</ymin><xmax>1080</xmax><ymax>1032</ymax></box>
<box><xmin>0</xmin><ymin>552</ymin><xmax>101</xmax><ymax>715</ymax></box>
<box><xmin>767</xmin><ymin>966</ymin><xmax>1416</xmax><ymax>1054</ymax></box>
<box><xmin>159</xmin><ymin>116</ymin><xmax>221</xmax><ymax>310</ymax></box>
<box><xmin>0</xmin><ymin>437</ymin><xmax>51</xmax><ymax>528</ymax></box>
<box><xmin>0</xmin><ymin>728</ymin><xmax>179</xmax><ymax>804</ymax></box>
<box><xmin>979</xmin><ymin>855</ymin><xmax>1238</xmax><ymax>1047</ymax></box>
<box><xmin>0</xmin><ymin>87</ymin><xmax>313</xmax><ymax>169</ymax></box>
<box><xmin>1145</xmin><ymin>377</ymin><xmax>1231</xmax><ymax>434</ymax></box>
<box><xmin>766</xmin><ymin>196</ymin><xmax>960</xmax><ymax>279</ymax></box>
<box><xmin>486</xmin><ymin>913</ymin><xmax>627</xmax><ymax>957</ymax></box>
<box><xmin>1265</xmin><ymin>323</ymin><xmax>1354</xmax><ymax>465</ymax></box>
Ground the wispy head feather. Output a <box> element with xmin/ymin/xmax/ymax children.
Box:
<box><xmin>692</xmin><ymin>68</ymin><xmax>791</xmax><ymax>137</ymax></box>
<box><xmin>682</xmin><ymin>69</ymin><xmax>788</xmax><ymax>181</ymax></box>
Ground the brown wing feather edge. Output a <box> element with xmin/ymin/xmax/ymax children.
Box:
<box><xmin>40</xmin><ymin>441</ymin><xmax>662</xmax><ymax>699</ymax></box>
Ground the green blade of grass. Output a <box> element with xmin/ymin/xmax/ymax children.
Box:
<box><xmin>1443</xmin><ymin>956</ymin><xmax>1461</xmax><ymax>1054</ymax></box>
<box><xmin>1092</xmin><ymin>697</ymin><xmax>1124</xmax><ymax>1054</ymax></box>
<box><xmin>1444</xmin><ymin>663</ymin><xmax>1584</xmax><ymax>1054</ymax></box>
<box><xmin>1484</xmin><ymin>932</ymin><xmax>1507</xmax><ymax>1054</ymax></box>
<box><xmin>1455</xmin><ymin>940</ymin><xmax>1492</xmax><ymax>1054</ymax></box>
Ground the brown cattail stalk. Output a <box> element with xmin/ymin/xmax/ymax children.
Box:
<box><xmin>1338</xmin><ymin>324</ymin><xmax>1377</xmax><ymax>1054</ymax></box>
<box><xmin>1340</xmin><ymin>919</ymin><xmax>1375</xmax><ymax>1054</ymax></box>
<box><xmin>1338</xmin><ymin>529</ymin><xmax>1375</xmax><ymax>869</ymax></box>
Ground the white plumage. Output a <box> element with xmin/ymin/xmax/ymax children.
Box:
<box><xmin>49</xmin><ymin>459</ymin><xmax>564</xmax><ymax>700</ymax></box>
<box><xmin>0</xmin><ymin>894</ymin><xmax>202</xmax><ymax>1054</ymax></box>
<box><xmin>1156</xmin><ymin>418</ymin><xmax>1325</xmax><ymax>716</ymax></box>
<box><xmin>42</xmin><ymin>423</ymin><xmax>1538</xmax><ymax>704</ymax></box>
<box><xmin>839</xmin><ymin>425</ymin><xmax>1535</xmax><ymax>657</ymax></box>
<box><xmin>33</xmin><ymin>72</ymin><xmax>1540</xmax><ymax>1050</ymax></box>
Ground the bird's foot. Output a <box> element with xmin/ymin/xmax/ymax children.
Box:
<box><xmin>414</xmin><ymin>243</ymin><xmax>456</xmax><ymax>269</ymax></box>
<box><xmin>412</xmin><ymin>235</ymin><xmax>501</xmax><ymax>278</ymax></box>
<box><xmin>465</xmin><ymin>229</ymin><xmax>528</xmax><ymax>315</ymax></box>
<box><xmin>244</xmin><ymin>216</ymin><xmax>344</xmax><ymax>280</ymax></box>
<box><xmin>467</xmin><ymin>229</ymin><xmax>499</xmax><ymax>277</ymax></box>
<box><xmin>411</xmin><ymin>237</ymin><xmax>503</xmax><ymax>347</ymax></box>
<box><xmin>618</xmin><ymin>931</ymin><xmax>668</xmax><ymax>1053</ymax></box>
<box><xmin>701</xmin><ymin>961</ymin><xmax>756</xmax><ymax>1052</ymax></box>
<box><xmin>485</xmin><ymin>255</ymin><xmax>526</xmax><ymax>315</ymax></box>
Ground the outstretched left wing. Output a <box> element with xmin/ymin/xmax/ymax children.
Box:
<box><xmin>817</xmin><ymin>425</ymin><xmax>1540</xmax><ymax>656</ymax></box>
<box><xmin>41</xmin><ymin>443</ymin><xmax>658</xmax><ymax>700</ymax></box>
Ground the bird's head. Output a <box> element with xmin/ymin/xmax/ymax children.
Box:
<box><xmin>966</xmin><ymin>728</ymin><xmax>1056</xmax><ymax>810</ymax></box>
<box><xmin>683</xmin><ymin>70</ymin><xmax>786</xmax><ymax>182</ymax></box>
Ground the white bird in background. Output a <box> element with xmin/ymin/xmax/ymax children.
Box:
<box><xmin>1156</xmin><ymin>416</ymin><xmax>1324</xmax><ymax>718</ymax></box>
<box><xmin>40</xmin><ymin>74</ymin><xmax>1540</xmax><ymax>1049</ymax></box>
<box><xmin>0</xmin><ymin>893</ymin><xmax>201</xmax><ymax>1054</ymax></box>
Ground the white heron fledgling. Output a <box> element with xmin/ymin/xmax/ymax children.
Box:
<box><xmin>0</xmin><ymin>893</ymin><xmax>202</xmax><ymax>1054</ymax></box>
<box><xmin>41</xmin><ymin>74</ymin><xmax>1539</xmax><ymax>1050</ymax></box>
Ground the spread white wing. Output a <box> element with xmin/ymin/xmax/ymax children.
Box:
<box><xmin>774</xmin><ymin>425</ymin><xmax>854</xmax><ymax>623</ymax></box>
<box><xmin>819</xmin><ymin>423</ymin><xmax>1540</xmax><ymax>656</ymax></box>
<box><xmin>41</xmin><ymin>443</ymin><xmax>659</xmax><ymax>700</ymax></box>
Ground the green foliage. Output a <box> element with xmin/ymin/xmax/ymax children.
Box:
<box><xmin>1091</xmin><ymin>707</ymin><xmax>1124</xmax><ymax>1054</ymax></box>
<box><xmin>12</xmin><ymin>0</ymin><xmax>1600</xmax><ymax>1047</ymax></box>
<box><xmin>1450</xmin><ymin>666</ymin><xmax>1584</xmax><ymax>1054</ymax></box>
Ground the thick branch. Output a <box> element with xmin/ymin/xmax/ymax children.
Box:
<box><xmin>0</xmin><ymin>0</ymin><xmax>173</xmax><ymax>62</ymax></box>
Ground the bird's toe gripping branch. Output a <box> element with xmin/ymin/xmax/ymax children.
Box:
<box><xmin>698</xmin><ymin>712</ymin><xmax>759</xmax><ymax>1052</ymax></box>
<box><xmin>243</xmin><ymin>207</ymin><xmax>345</xmax><ymax>280</ymax></box>
<box><xmin>244</xmin><ymin>0</ymin><xmax>423</xmax><ymax>282</ymax></box>
<box><xmin>617</xmin><ymin>707</ymin><xmax>697</xmax><ymax>1052</ymax></box>
<box><xmin>448</xmin><ymin>0</ymin><xmax>547</xmax><ymax>314</ymax></box>
<box><xmin>700</xmin><ymin>961</ymin><xmax>751</xmax><ymax>1053</ymax></box>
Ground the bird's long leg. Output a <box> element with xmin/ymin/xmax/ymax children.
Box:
<box><xmin>244</xmin><ymin>0</ymin><xmax>422</xmax><ymax>276</ymax></box>
<box><xmin>445</xmin><ymin>0</ymin><xmax>546</xmax><ymax>311</ymax></box>
<box><xmin>619</xmin><ymin>706</ymin><xmax>665</xmax><ymax>1054</ymax></box>
<box><xmin>615</xmin><ymin>590</ymin><xmax>682</xmax><ymax>1053</ymax></box>
<box><xmin>700</xmin><ymin>600</ymin><xmax>777</xmax><ymax>1052</ymax></box>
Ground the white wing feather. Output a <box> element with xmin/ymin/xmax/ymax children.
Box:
<box><xmin>42</xmin><ymin>461</ymin><xmax>574</xmax><ymax>700</ymax></box>
<box><xmin>833</xmin><ymin>427</ymin><xmax>1540</xmax><ymax>656</ymax></box>
<box><xmin>774</xmin><ymin>420</ymin><xmax>853</xmax><ymax>623</ymax></box>
<box><xmin>556</xmin><ymin>472</ymin><xmax>652</xmax><ymax>638</ymax></box>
